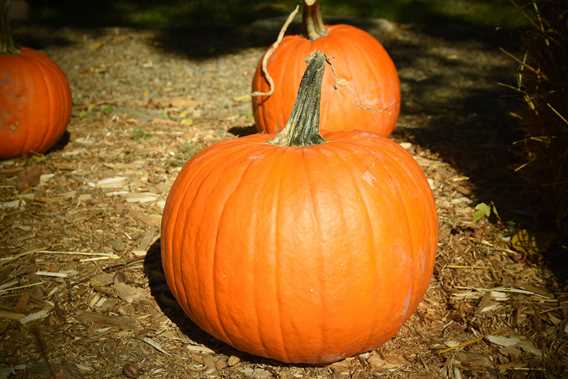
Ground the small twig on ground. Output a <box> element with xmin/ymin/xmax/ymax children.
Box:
<box><xmin>0</xmin><ymin>282</ymin><xmax>45</xmax><ymax>296</ymax></box>
<box><xmin>251</xmin><ymin>4</ymin><xmax>300</xmax><ymax>98</ymax></box>
<box><xmin>0</xmin><ymin>249</ymin><xmax>120</xmax><ymax>266</ymax></box>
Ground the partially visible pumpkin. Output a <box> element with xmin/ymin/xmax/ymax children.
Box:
<box><xmin>252</xmin><ymin>0</ymin><xmax>400</xmax><ymax>136</ymax></box>
<box><xmin>0</xmin><ymin>0</ymin><xmax>72</xmax><ymax>159</ymax></box>
<box><xmin>162</xmin><ymin>53</ymin><xmax>437</xmax><ymax>364</ymax></box>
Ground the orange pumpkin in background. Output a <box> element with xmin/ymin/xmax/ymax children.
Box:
<box><xmin>162</xmin><ymin>53</ymin><xmax>437</xmax><ymax>364</ymax></box>
<box><xmin>0</xmin><ymin>0</ymin><xmax>72</xmax><ymax>159</ymax></box>
<box><xmin>252</xmin><ymin>0</ymin><xmax>400</xmax><ymax>136</ymax></box>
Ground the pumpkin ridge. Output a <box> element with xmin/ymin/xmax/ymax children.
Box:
<box><xmin>27</xmin><ymin>52</ymin><xmax>57</xmax><ymax>153</ymax></box>
<box><xmin>387</xmin><ymin>146</ymin><xmax>437</xmax><ymax>311</ymax></box>
<box><xmin>330</xmin><ymin>30</ymin><xmax>391</xmax><ymax>119</ymax></box>
<box><xmin>41</xmin><ymin>52</ymin><xmax>72</xmax><ymax>148</ymax></box>
<box><xmin>355</xmin><ymin>32</ymin><xmax>399</xmax><ymax>115</ymax></box>
<box><xmin>365</xmin><ymin>139</ymin><xmax>437</xmax><ymax>316</ymax></box>
<box><xmin>171</xmin><ymin>154</ymin><xmax>223</xmax><ymax>333</ymax></box>
<box><xmin>165</xmin><ymin>143</ymin><xmax>253</xmax><ymax>333</ymax></box>
<box><xmin>264</xmin><ymin>148</ymin><xmax>294</xmax><ymax>362</ymax></box>
<box><xmin>331</xmin><ymin>137</ymin><xmax>430</xmax><ymax>328</ymax></box>
<box><xmin>212</xmin><ymin>153</ymin><xmax>260</xmax><ymax>350</ymax></box>
<box><xmin>19</xmin><ymin>56</ymin><xmax>41</xmax><ymax>154</ymax></box>
<box><xmin>186</xmin><ymin>144</ymin><xmax>263</xmax><ymax>336</ymax></box>
<box><xmin>300</xmin><ymin>149</ymin><xmax>327</xmax><ymax>358</ymax></box>
<box><xmin>377</xmin><ymin>147</ymin><xmax>418</xmax><ymax>321</ymax></box>
<box><xmin>325</xmin><ymin>143</ymin><xmax>380</xmax><ymax>347</ymax></box>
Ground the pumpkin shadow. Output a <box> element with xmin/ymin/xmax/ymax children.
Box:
<box><xmin>228</xmin><ymin>124</ymin><xmax>257</xmax><ymax>138</ymax></box>
<box><xmin>46</xmin><ymin>130</ymin><xmax>71</xmax><ymax>154</ymax></box>
<box><xmin>143</xmin><ymin>238</ymin><xmax>300</xmax><ymax>368</ymax></box>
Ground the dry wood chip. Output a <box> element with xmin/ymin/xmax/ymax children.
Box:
<box><xmin>0</xmin><ymin>280</ymin><xmax>19</xmax><ymax>291</ymax></box>
<box><xmin>142</xmin><ymin>337</ymin><xmax>170</xmax><ymax>355</ymax></box>
<box><xmin>76</xmin><ymin>311</ymin><xmax>137</xmax><ymax>330</ymax></box>
<box><xmin>75</xmin><ymin>137</ymin><xmax>95</xmax><ymax>145</ymax></box>
<box><xmin>125</xmin><ymin>192</ymin><xmax>159</xmax><ymax>204</ymax></box>
<box><xmin>227</xmin><ymin>355</ymin><xmax>240</xmax><ymax>367</ymax></box>
<box><xmin>78</xmin><ymin>194</ymin><xmax>93</xmax><ymax>202</ymax></box>
<box><xmin>39</xmin><ymin>174</ymin><xmax>55</xmax><ymax>186</ymax></box>
<box><xmin>0</xmin><ymin>200</ymin><xmax>24</xmax><ymax>209</ymax></box>
<box><xmin>93</xmin><ymin>177</ymin><xmax>128</xmax><ymax>189</ymax></box>
<box><xmin>477</xmin><ymin>292</ymin><xmax>503</xmax><ymax>313</ymax></box>
<box><xmin>35</xmin><ymin>270</ymin><xmax>77</xmax><ymax>278</ymax></box>
<box><xmin>167</xmin><ymin>96</ymin><xmax>200</xmax><ymax>109</ymax></box>
<box><xmin>0</xmin><ymin>310</ymin><xmax>25</xmax><ymax>321</ymax></box>
<box><xmin>19</xmin><ymin>308</ymin><xmax>52</xmax><ymax>325</ymax></box>
<box><xmin>185</xmin><ymin>343</ymin><xmax>215</xmax><ymax>354</ymax></box>
<box><xmin>135</xmin><ymin>213</ymin><xmax>162</xmax><ymax>227</ymax></box>
<box><xmin>60</xmin><ymin>191</ymin><xmax>76</xmax><ymax>199</ymax></box>
<box><xmin>62</xmin><ymin>148</ymin><xmax>87</xmax><ymax>157</ymax></box>
<box><xmin>75</xmin><ymin>364</ymin><xmax>94</xmax><ymax>374</ymax></box>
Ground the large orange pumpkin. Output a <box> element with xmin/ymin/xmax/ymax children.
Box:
<box><xmin>0</xmin><ymin>1</ymin><xmax>72</xmax><ymax>159</ymax></box>
<box><xmin>252</xmin><ymin>0</ymin><xmax>400</xmax><ymax>136</ymax></box>
<box><xmin>162</xmin><ymin>53</ymin><xmax>436</xmax><ymax>364</ymax></box>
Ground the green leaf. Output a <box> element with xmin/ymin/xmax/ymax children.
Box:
<box><xmin>473</xmin><ymin>202</ymin><xmax>492</xmax><ymax>222</ymax></box>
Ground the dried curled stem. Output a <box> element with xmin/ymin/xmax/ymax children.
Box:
<box><xmin>251</xmin><ymin>4</ymin><xmax>300</xmax><ymax>98</ymax></box>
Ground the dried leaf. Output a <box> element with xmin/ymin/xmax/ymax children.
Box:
<box><xmin>486</xmin><ymin>335</ymin><xmax>542</xmax><ymax>356</ymax></box>
<box><xmin>114</xmin><ymin>282</ymin><xmax>147</xmax><ymax>303</ymax></box>
<box><xmin>486</xmin><ymin>335</ymin><xmax>520</xmax><ymax>347</ymax></box>
<box><xmin>89</xmin><ymin>272</ymin><xmax>115</xmax><ymax>288</ymax></box>
<box><xmin>17</xmin><ymin>166</ymin><xmax>43</xmax><ymax>191</ymax></box>
<box><xmin>76</xmin><ymin>311</ymin><xmax>136</xmax><ymax>330</ymax></box>
<box><xmin>454</xmin><ymin>352</ymin><xmax>493</xmax><ymax>369</ymax></box>
<box><xmin>169</xmin><ymin>97</ymin><xmax>200</xmax><ymax>109</ymax></box>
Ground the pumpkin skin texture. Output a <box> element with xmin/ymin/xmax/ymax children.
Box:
<box><xmin>252</xmin><ymin>24</ymin><xmax>400</xmax><ymax>136</ymax></box>
<box><xmin>161</xmin><ymin>132</ymin><xmax>437</xmax><ymax>364</ymax></box>
<box><xmin>0</xmin><ymin>47</ymin><xmax>72</xmax><ymax>159</ymax></box>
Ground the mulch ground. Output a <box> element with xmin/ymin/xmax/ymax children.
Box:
<box><xmin>1</xmin><ymin>17</ymin><xmax>567</xmax><ymax>379</ymax></box>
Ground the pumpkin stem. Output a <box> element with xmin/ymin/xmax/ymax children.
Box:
<box><xmin>303</xmin><ymin>0</ymin><xmax>327</xmax><ymax>40</ymax></box>
<box><xmin>0</xmin><ymin>0</ymin><xmax>18</xmax><ymax>54</ymax></box>
<box><xmin>269</xmin><ymin>51</ymin><xmax>326</xmax><ymax>147</ymax></box>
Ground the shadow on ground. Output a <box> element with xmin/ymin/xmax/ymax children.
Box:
<box><xmin>19</xmin><ymin>0</ymin><xmax>523</xmax><ymax>57</ymax></box>
<box><xmin>383</xmin><ymin>29</ymin><xmax>568</xmax><ymax>285</ymax></box>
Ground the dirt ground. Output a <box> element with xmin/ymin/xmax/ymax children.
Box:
<box><xmin>1</xmin><ymin>15</ymin><xmax>567</xmax><ymax>379</ymax></box>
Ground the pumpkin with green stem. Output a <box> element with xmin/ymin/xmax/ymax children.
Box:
<box><xmin>162</xmin><ymin>52</ymin><xmax>436</xmax><ymax>364</ymax></box>
<box><xmin>252</xmin><ymin>0</ymin><xmax>400</xmax><ymax>136</ymax></box>
<box><xmin>0</xmin><ymin>0</ymin><xmax>72</xmax><ymax>159</ymax></box>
